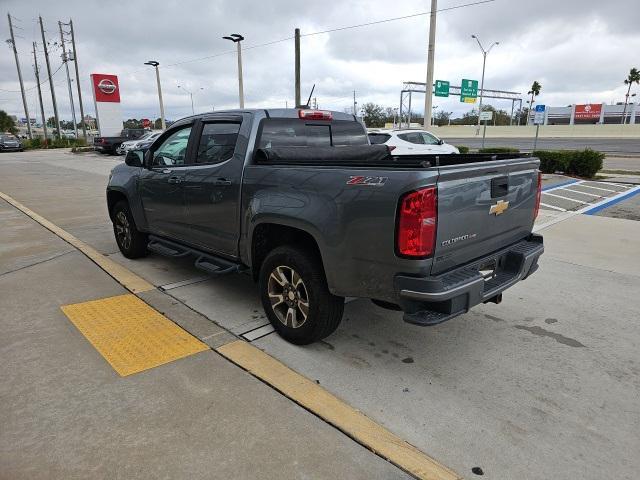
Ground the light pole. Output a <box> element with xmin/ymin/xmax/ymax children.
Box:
<box><xmin>223</xmin><ymin>34</ymin><xmax>245</xmax><ymax>108</ymax></box>
<box><xmin>471</xmin><ymin>34</ymin><xmax>499</xmax><ymax>135</ymax></box>
<box><xmin>423</xmin><ymin>0</ymin><xmax>438</xmax><ymax>129</ymax></box>
<box><xmin>177</xmin><ymin>85</ymin><xmax>203</xmax><ymax>115</ymax></box>
<box><xmin>144</xmin><ymin>60</ymin><xmax>166</xmax><ymax>130</ymax></box>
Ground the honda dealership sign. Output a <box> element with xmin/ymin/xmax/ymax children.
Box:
<box><xmin>574</xmin><ymin>103</ymin><xmax>602</xmax><ymax>120</ymax></box>
<box><xmin>90</xmin><ymin>73</ymin><xmax>122</xmax><ymax>136</ymax></box>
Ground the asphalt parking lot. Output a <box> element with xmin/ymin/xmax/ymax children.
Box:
<box><xmin>2</xmin><ymin>149</ymin><xmax>640</xmax><ymax>480</ymax></box>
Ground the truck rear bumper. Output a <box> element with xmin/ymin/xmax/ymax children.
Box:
<box><xmin>394</xmin><ymin>234</ymin><xmax>544</xmax><ymax>326</ymax></box>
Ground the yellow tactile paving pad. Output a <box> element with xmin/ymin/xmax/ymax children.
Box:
<box><xmin>61</xmin><ymin>294</ymin><xmax>209</xmax><ymax>376</ymax></box>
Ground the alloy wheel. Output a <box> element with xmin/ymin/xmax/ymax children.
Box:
<box><xmin>115</xmin><ymin>211</ymin><xmax>132</xmax><ymax>250</ymax></box>
<box><xmin>267</xmin><ymin>265</ymin><xmax>310</xmax><ymax>328</ymax></box>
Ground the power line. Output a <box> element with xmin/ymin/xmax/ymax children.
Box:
<box><xmin>2</xmin><ymin>0</ymin><xmax>495</xmax><ymax>99</ymax></box>
<box><xmin>0</xmin><ymin>62</ymin><xmax>64</xmax><ymax>93</ymax></box>
<box><xmin>302</xmin><ymin>0</ymin><xmax>495</xmax><ymax>37</ymax></box>
<box><xmin>163</xmin><ymin>0</ymin><xmax>494</xmax><ymax>68</ymax></box>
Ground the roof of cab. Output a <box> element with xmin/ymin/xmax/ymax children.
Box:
<box><xmin>173</xmin><ymin>108</ymin><xmax>358</xmax><ymax>125</ymax></box>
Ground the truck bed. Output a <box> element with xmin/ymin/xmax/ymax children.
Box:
<box><xmin>255</xmin><ymin>145</ymin><xmax>527</xmax><ymax>168</ymax></box>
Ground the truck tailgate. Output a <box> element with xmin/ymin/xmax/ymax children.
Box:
<box><xmin>432</xmin><ymin>157</ymin><xmax>540</xmax><ymax>275</ymax></box>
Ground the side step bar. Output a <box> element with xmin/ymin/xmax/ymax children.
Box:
<box><xmin>148</xmin><ymin>235</ymin><xmax>246</xmax><ymax>277</ymax></box>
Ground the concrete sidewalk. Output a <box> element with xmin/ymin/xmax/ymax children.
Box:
<box><xmin>0</xmin><ymin>200</ymin><xmax>408</xmax><ymax>479</ymax></box>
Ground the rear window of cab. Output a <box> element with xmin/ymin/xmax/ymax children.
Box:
<box><xmin>258</xmin><ymin>119</ymin><xmax>368</xmax><ymax>148</ymax></box>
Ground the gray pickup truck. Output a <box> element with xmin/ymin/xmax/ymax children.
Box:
<box><xmin>107</xmin><ymin>108</ymin><xmax>544</xmax><ymax>344</ymax></box>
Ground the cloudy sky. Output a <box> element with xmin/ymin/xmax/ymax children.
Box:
<box><xmin>1</xmin><ymin>0</ymin><xmax>639</xmax><ymax>123</ymax></box>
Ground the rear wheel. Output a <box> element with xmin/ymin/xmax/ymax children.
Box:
<box><xmin>259</xmin><ymin>246</ymin><xmax>344</xmax><ymax>345</ymax></box>
<box><xmin>112</xmin><ymin>200</ymin><xmax>148</xmax><ymax>258</ymax></box>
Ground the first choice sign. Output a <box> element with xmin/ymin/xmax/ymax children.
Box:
<box><xmin>574</xmin><ymin>104</ymin><xmax>602</xmax><ymax>120</ymax></box>
<box><xmin>90</xmin><ymin>73</ymin><xmax>123</xmax><ymax>137</ymax></box>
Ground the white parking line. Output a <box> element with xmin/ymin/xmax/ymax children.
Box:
<box><xmin>562</xmin><ymin>188</ymin><xmax>603</xmax><ymax>197</ymax></box>
<box><xmin>241</xmin><ymin>323</ymin><xmax>275</xmax><ymax>341</ymax></box>
<box><xmin>593</xmin><ymin>181</ymin><xmax>631</xmax><ymax>188</ymax></box>
<box><xmin>542</xmin><ymin>192</ymin><xmax>589</xmax><ymax>204</ymax></box>
<box><xmin>539</xmin><ymin>202</ymin><xmax>567</xmax><ymax>212</ymax></box>
<box><xmin>160</xmin><ymin>276</ymin><xmax>210</xmax><ymax>291</ymax></box>
<box><xmin>574</xmin><ymin>184</ymin><xmax>620</xmax><ymax>193</ymax></box>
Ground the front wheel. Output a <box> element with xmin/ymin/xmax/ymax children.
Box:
<box><xmin>259</xmin><ymin>246</ymin><xmax>344</xmax><ymax>345</ymax></box>
<box><xmin>112</xmin><ymin>200</ymin><xmax>148</xmax><ymax>259</ymax></box>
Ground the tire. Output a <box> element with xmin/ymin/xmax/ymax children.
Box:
<box><xmin>112</xmin><ymin>200</ymin><xmax>148</xmax><ymax>259</ymax></box>
<box><xmin>259</xmin><ymin>246</ymin><xmax>344</xmax><ymax>345</ymax></box>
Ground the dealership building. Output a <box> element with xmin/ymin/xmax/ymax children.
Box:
<box><xmin>528</xmin><ymin>103</ymin><xmax>639</xmax><ymax>125</ymax></box>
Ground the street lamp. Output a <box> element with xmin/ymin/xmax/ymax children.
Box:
<box><xmin>177</xmin><ymin>85</ymin><xmax>204</xmax><ymax>115</ymax></box>
<box><xmin>222</xmin><ymin>33</ymin><xmax>245</xmax><ymax>108</ymax></box>
<box><xmin>471</xmin><ymin>34</ymin><xmax>499</xmax><ymax>135</ymax></box>
<box><xmin>144</xmin><ymin>60</ymin><xmax>166</xmax><ymax>130</ymax></box>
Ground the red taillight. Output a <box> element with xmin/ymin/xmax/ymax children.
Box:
<box><xmin>397</xmin><ymin>187</ymin><xmax>437</xmax><ymax>258</ymax></box>
<box><xmin>534</xmin><ymin>171</ymin><xmax>542</xmax><ymax>219</ymax></box>
<box><xmin>387</xmin><ymin>145</ymin><xmax>397</xmax><ymax>152</ymax></box>
<box><xmin>298</xmin><ymin>109</ymin><xmax>332</xmax><ymax>120</ymax></box>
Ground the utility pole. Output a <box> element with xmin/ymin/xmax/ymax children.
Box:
<box><xmin>144</xmin><ymin>61</ymin><xmax>166</xmax><ymax>130</ymax></box>
<box><xmin>295</xmin><ymin>28</ymin><xmax>301</xmax><ymax>107</ymax></box>
<box><xmin>69</xmin><ymin>19</ymin><xmax>87</xmax><ymax>140</ymax></box>
<box><xmin>32</xmin><ymin>42</ymin><xmax>48</xmax><ymax>144</ymax></box>
<box><xmin>7</xmin><ymin>14</ymin><xmax>33</xmax><ymax>139</ymax></box>
<box><xmin>59</xmin><ymin>21</ymin><xmax>77</xmax><ymax>138</ymax></box>
<box><xmin>423</xmin><ymin>0</ymin><xmax>437</xmax><ymax>129</ymax></box>
<box><xmin>39</xmin><ymin>16</ymin><xmax>61</xmax><ymax>139</ymax></box>
<box><xmin>353</xmin><ymin>90</ymin><xmax>357</xmax><ymax>116</ymax></box>
<box><xmin>472</xmin><ymin>35</ymin><xmax>499</xmax><ymax>135</ymax></box>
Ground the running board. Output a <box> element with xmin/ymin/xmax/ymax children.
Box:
<box><xmin>148</xmin><ymin>235</ymin><xmax>245</xmax><ymax>277</ymax></box>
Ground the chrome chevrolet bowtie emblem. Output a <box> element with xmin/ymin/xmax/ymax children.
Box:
<box><xmin>490</xmin><ymin>200</ymin><xmax>510</xmax><ymax>215</ymax></box>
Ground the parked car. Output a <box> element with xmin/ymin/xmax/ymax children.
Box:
<box><xmin>116</xmin><ymin>131</ymin><xmax>162</xmax><ymax>155</ymax></box>
<box><xmin>94</xmin><ymin>128</ymin><xmax>147</xmax><ymax>155</ymax></box>
<box><xmin>107</xmin><ymin>108</ymin><xmax>543</xmax><ymax>345</ymax></box>
<box><xmin>0</xmin><ymin>134</ymin><xmax>23</xmax><ymax>152</ymax></box>
<box><xmin>368</xmin><ymin>129</ymin><xmax>459</xmax><ymax>155</ymax></box>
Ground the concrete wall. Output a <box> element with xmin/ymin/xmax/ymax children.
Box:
<box><xmin>434</xmin><ymin>124</ymin><xmax>640</xmax><ymax>138</ymax></box>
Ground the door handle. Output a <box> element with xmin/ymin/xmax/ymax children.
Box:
<box><xmin>213</xmin><ymin>178</ymin><xmax>232</xmax><ymax>186</ymax></box>
<box><xmin>168</xmin><ymin>175</ymin><xmax>184</xmax><ymax>184</ymax></box>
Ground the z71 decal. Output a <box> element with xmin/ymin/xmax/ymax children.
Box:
<box><xmin>346</xmin><ymin>176</ymin><xmax>388</xmax><ymax>186</ymax></box>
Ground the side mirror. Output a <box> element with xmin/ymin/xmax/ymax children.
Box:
<box><xmin>125</xmin><ymin>149</ymin><xmax>144</xmax><ymax>167</ymax></box>
<box><xmin>438</xmin><ymin>139</ymin><xmax>445</xmax><ymax>145</ymax></box>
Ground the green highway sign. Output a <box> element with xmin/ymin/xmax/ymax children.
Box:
<box><xmin>460</xmin><ymin>79</ymin><xmax>478</xmax><ymax>103</ymax></box>
<box><xmin>434</xmin><ymin>80</ymin><xmax>450</xmax><ymax>97</ymax></box>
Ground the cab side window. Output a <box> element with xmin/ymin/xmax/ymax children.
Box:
<box><xmin>397</xmin><ymin>132</ymin><xmax>425</xmax><ymax>144</ymax></box>
<box><xmin>152</xmin><ymin>126</ymin><xmax>192</xmax><ymax>167</ymax></box>
<box><xmin>195</xmin><ymin>123</ymin><xmax>241</xmax><ymax>164</ymax></box>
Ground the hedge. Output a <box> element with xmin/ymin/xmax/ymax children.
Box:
<box><xmin>533</xmin><ymin>148</ymin><xmax>604</xmax><ymax>178</ymax></box>
<box><xmin>455</xmin><ymin>145</ymin><xmax>470</xmax><ymax>154</ymax></box>
<box><xmin>477</xmin><ymin>147</ymin><xmax>520</xmax><ymax>154</ymax></box>
<box><xmin>22</xmin><ymin>138</ymin><xmax>87</xmax><ymax>150</ymax></box>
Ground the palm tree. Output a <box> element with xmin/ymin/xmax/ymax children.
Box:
<box><xmin>527</xmin><ymin>81</ymin><xmax>542</xmax><ymax>125</ymax></box>
<box><xmin>621</xmin><ymin>67</ymin><xmax>640</xmax><ymax>124</ymax></box>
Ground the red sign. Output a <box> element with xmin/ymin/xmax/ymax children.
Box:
<box><xmin>142</xmin><ymin>118</ymin><xmax>151</xmax><ymax>128</ymax></box>
<box><xmin>90</xmin><ymin>73</ymin><xmax>121</xmax><ymax>103</ymax></box>
<box><xmin>575</xmin><ymin>103</ymin><xmax>602</xmax><ymax>119</ymax></box>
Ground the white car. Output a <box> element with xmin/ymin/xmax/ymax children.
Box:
<box><xmin>367</xmin><ymin>129</ymin><xmax>459</xmax><ymax>155</ymax></box>
<box><xmin>117</xmin><ymin>131</ymin><xmax>163</xmax><ymax>155</ymax></box>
